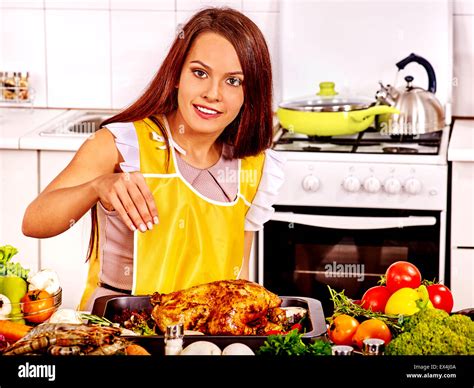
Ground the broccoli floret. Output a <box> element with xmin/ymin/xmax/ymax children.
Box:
<box><xmin>386</xmin><ymin>330</ymin><xmax>426</xmax><ymax>355</ymax></box>
<box><xmin>402</xmin><ymin>308</ymin><xmax>449</xmax><ymax>332</ymax></box>
<box><xmin>445</xmin><ymin>314</ymin><xmax>474</xmax><ymax>339</ymax></box>
<box><xmin>386</xmin><ymin>309</ymin><xmax>474</xmax><ymax>355</ymax></box>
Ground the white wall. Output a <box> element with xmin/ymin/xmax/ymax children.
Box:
<box><xmin>0</xmin><ymin>0</ymin><xmax>472</xmax><ymax>115</ymax></box>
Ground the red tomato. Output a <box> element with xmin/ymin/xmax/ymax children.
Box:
<box><xmin>291</xmin><ymin>323</ymin><xmax>303</xmax><ymax>332</ymax></box>
<box><xmin>385</xmin><ymin>261</ymin><xmax>422</xmax><ymax>294</ymax></box>
<box><xmin>267</xmin><ymin>330</ymin><xmax>283</xmax><ymax>335</ymax></box>
<box><xmin>352</xmin><ymin>318</ymin><xmax>392</xmax><ymax>349</ymax></box>
<box><xmin>20</xmin><ymin>290</ymin><xmax>55</xmax><ymax>323</ymax></box>
<box><xmin>360</xmin><ymin>286</ymin><xmax>391</xmax><ymax>313</ymax></box>
<box><xmin>427</xmin><ymin>284</ymin><xmax>454</xmax><ymax>313</ymax></box>
<box><xmin>328</xmin><ymin>314</ymin><xmax>360</xmax><ymax>346</ymax></box>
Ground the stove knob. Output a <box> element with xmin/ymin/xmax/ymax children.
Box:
<box><xmin>302</xmin><ymin>175</ymin><xmax>320</xmax><ymax>192</ymax></box>
<box><xmin>363</xmin><ymin>177</ymin><xmax>381</xmax><ymax>193</ymax></box>
<box><xmin>404</xmin><ymin>178</ymin><xmax>422</xmax><ymax>194</ymax></box>
<box><xmin>342</xmin><ymin>176</ymin><xmax>361</xmax><ymax>192</ymax></box>
<box><xmin>383</xmin><ymin>177</ymin><xmax>402</xmax><ymax>194</ymax></box>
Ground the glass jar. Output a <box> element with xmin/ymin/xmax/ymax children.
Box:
<box><xmin>164</xmin><ymin>323</ymin><xmax>184</xmax><ymax>355</ymax></box>
<box><xmin>362</xmin><ymin>338</ymin><xmax>385</xmax><ymax>355</ymax></box>
<box><xmin>331</xmin><ymin>345</ymin><xmax>354</xmax><ymax>356</ymax></box>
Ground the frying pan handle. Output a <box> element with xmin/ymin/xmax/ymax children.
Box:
<box><xmin>350</xmin><ymin>105</ymin><xmax>400</xmax><ymax>122</ymax></box>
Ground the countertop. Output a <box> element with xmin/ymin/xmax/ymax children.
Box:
<box><xmin>19</xmin><ymin>109</ymin><xmax>118</xmax><ymax>151</ymax></box>
<box><xmin>0</xmin><ymin>107</ymin><xmax>68</xmax><ymax>149</ymax></box>
<box><xmin>448</xmin><ymin>119</ymin><xmax>474</xmax><ymax>162</ymax></box>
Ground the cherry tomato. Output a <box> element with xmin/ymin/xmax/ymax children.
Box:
<box><xmin>266</xmin><ymin>330</ymin><xmax>283</xmax><ymax>335</ymax></box>
<box><xmin>361</xmin><ymin>286</ymin><xmax>391</xmax><ymax>313</ymax></box>
<box><xmin>328</xmin><ymin>314</ymin><xmax>360</xmax><ymax>346</ymax></box>
<box><xmin>291</xmin><ymin>323</ymin><xmax>303</xmax><ymax>332</ymax></box>
<box><xmin>427</xmin><ymin>284</ymin><xmax>454</xmax><ymax>313</ymax></box>
<box><xmin>352</xmin><ymin>318</ymin><xmax>392</xmax><ymax>349</ymax></box>
<box><xmin>385</xmin><ymin>261</ymin><xmax>422</xmax><ymax>294</ymax></box>
<box><xmin>20</xmin><ymin>290</ymin><xmax>55</xmax><ymax>323</ymax></box>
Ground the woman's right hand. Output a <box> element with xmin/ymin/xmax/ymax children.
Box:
<box><xmin>92</xmin><ymin>172</ymin><xmax>158</xmax><ymax>232</ymax></box>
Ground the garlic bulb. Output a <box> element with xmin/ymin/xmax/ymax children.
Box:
<box><xmin>27</xmin><ymin>269</ymin><xmax>60</xmax><ymax>295</ymax></box>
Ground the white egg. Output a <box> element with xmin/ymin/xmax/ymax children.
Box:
<box><xmin>222</xmin><ymin>343</ymin><xmax>255</xmax><ymax>356</ymax></box>
<box><xmin>180</xmin><ymin>341</ymin><xmax>222</xmax><ymax>356</ymax></box>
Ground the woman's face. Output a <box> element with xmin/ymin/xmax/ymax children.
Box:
<box><xmin>175</xmin><ymin>32</ymin><xmax>244</xmax><ymax>136</ymax></box>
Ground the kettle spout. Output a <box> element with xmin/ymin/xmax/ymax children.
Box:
<box><xmin>375</xmin><ymin>81</ymin><xmax>398</xmax><ymax>106</ymax></box>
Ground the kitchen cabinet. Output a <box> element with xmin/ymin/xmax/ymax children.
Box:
<box><xmin>453</xmin><ymin>15</ymin><xmax>474</xmax><ymax>117</ymax></box>
<box><xmin>0</xmin><ymin>150</ymin><xmax>39</xmax><ymax>273</ymax></box>
<box><xmin>38</xmin><ymin>150</ymin><xmax>90</xmax><ymax>309</ymax></box>
<box><xmin>451</xmin><ymin>249</ymin><xmax>474</xmax><ymax>311</ymax></box>
<box><xmin>45</xmin><ymin>10</ymin><xmax>111</xmax><ymax>108</ymax></box>
<box><xmin>0</xmin><ymin>107</ymin><xmax>68</xmax><ymax>274</ymax></box>
<box><xmin>448</xmin><ymin>119</ymin><xmax>474</xmax><ymax>311</ymax></box>
<box><xmin>110</xmin><ymin>10</ymin><xmax>176</xmax><ymax>109</ymax></box>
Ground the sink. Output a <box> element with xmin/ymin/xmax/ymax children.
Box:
<box><xmin>39</xmin><ymin>110</ymin><xmax>118</xmax><ymax>136</ymax></box>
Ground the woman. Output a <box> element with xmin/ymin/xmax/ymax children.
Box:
<box><xmin>22</xmin><ymin>7</ymin><xmax>284</xmax><ymax>311</ymax></box>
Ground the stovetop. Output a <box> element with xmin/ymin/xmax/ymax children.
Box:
<box><xmin>273</xmin><ymin>127</ymin><xmax>443</xmax><ymax>155</ymax></box>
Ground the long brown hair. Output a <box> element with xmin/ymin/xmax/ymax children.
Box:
<box><xmin>87</xmin><ymin>7</ymin><xmax>274</xmax><ymax>262</ymax></box>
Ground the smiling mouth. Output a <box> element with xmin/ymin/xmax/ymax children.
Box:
<box><xmin>193</xmin><ymin>104</ymin><xmax>222</xmax><ymax>115</ymax></box>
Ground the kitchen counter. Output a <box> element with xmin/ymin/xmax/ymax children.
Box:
<box><xmin>448</xmin><ymin>119</ymin><xmax>474</xmax><ymax>161</ymax></box>
<box><xmin>0</xmin><ymin>107</ymin><xmax>68</xmax><ymax>149</ymax></box>
<box><xmin>19</xmin><ymin>109</ymin><xmax>118</xmax><ymax>151</ymax></box>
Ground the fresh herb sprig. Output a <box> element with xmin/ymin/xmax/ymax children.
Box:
<box><xmin>327</xmin><ymin>285</ymin><xmax>405</xmax><ymax>333</ymax></box>
<box><xmin>306</xmin><ymin>339</ymin><xmax>332</xmax><ymax>355</ymax></box>
<box><xmin>257</xmin><ymin>329</ymin><xmax>331</xmax><ymax>356</ymax></box>
<box><xmin>80</xmin><ymin>313</ymin><xmax>117</xmax><ymax>327</ymax></box>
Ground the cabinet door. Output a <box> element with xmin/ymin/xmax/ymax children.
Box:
<box><xmin>451</xmin><ymin>248</ymin><xmax>474</xmax><ymax>311</ymax></box>
<box><xmin>451</xmin><ymin>162</ymin><xmax>474</xmax><ymax>247</ymax></box>
<box><xmin>39</xmin><ymin>151</ymin><xmax>90</xmax><ymax>309</ymax></box>
<box><xmin>0</xmin><ymin>150</ymin><xmax>39</xmax><ymax>273</ymax></box>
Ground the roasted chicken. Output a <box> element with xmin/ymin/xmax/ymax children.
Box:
<box><xmin>150</xmin><ymin>279</ymin><xmax>285</xmax><ymax>335</ymax></box>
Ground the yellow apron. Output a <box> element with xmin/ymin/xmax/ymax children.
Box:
<box><xmin>80</xmin><ymin>116</ymin><xmax>265</xmax><ymax>307</ymax></box>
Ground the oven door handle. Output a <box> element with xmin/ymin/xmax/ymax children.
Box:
<box><xmin>271</xmin><ymin>212</ymin><xmax>436</xmax><ymax>230</ymax></box>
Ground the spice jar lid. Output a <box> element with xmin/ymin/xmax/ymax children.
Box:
<box><xmin>331</xmin><ymin>345</ymin><xmax>353</xmax><ymax>356</ymax></box>
<box><xmin>362</xmin><ymin>338</ymin><xmax>385</xmax><ymax>355</ymax></box>
<box><xmin>166</xmin><ymin>323</ymin><xmax>184</xmax><ymax>339</ymax></box>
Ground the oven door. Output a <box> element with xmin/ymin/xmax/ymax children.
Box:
<box><xmin>259</xmin><ymin>206</ymin><xmax>442</xmax><ymax>316</ymax></box>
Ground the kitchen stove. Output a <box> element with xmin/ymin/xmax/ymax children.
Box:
<box><xmin>259</xmin><ymin>124</ymin><xmax>451</xmax><ymax>311</ymax></box>
<box><xmin>273</xmin><ymin>126</ymin><xmax>443</xmax><ymax>156</ymax></box>
<box><xmin>270</xmin><ymin>124</ymin><xmax>450</xmax><ymax>212</ymax></box>
<box><xmin>258</xmin><ymin>0</ymin><xmax>453</xmax><ymax>314</ymax></box>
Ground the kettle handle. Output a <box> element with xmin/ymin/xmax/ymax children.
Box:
<box><xmin>396</xmin><ymin>53</ymin><xmax>437</xmax><ymax>93</ymax></box>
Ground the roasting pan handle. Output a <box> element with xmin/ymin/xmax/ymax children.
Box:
<box><xmin>271</xmin><ymin>212</ymin><xmax>436</xmax><ymax>230</ymax></box>
<box><xmin>281</xmin><ymin>296</ymin><xmax>328</xmax><ymax>338</ymax></box>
